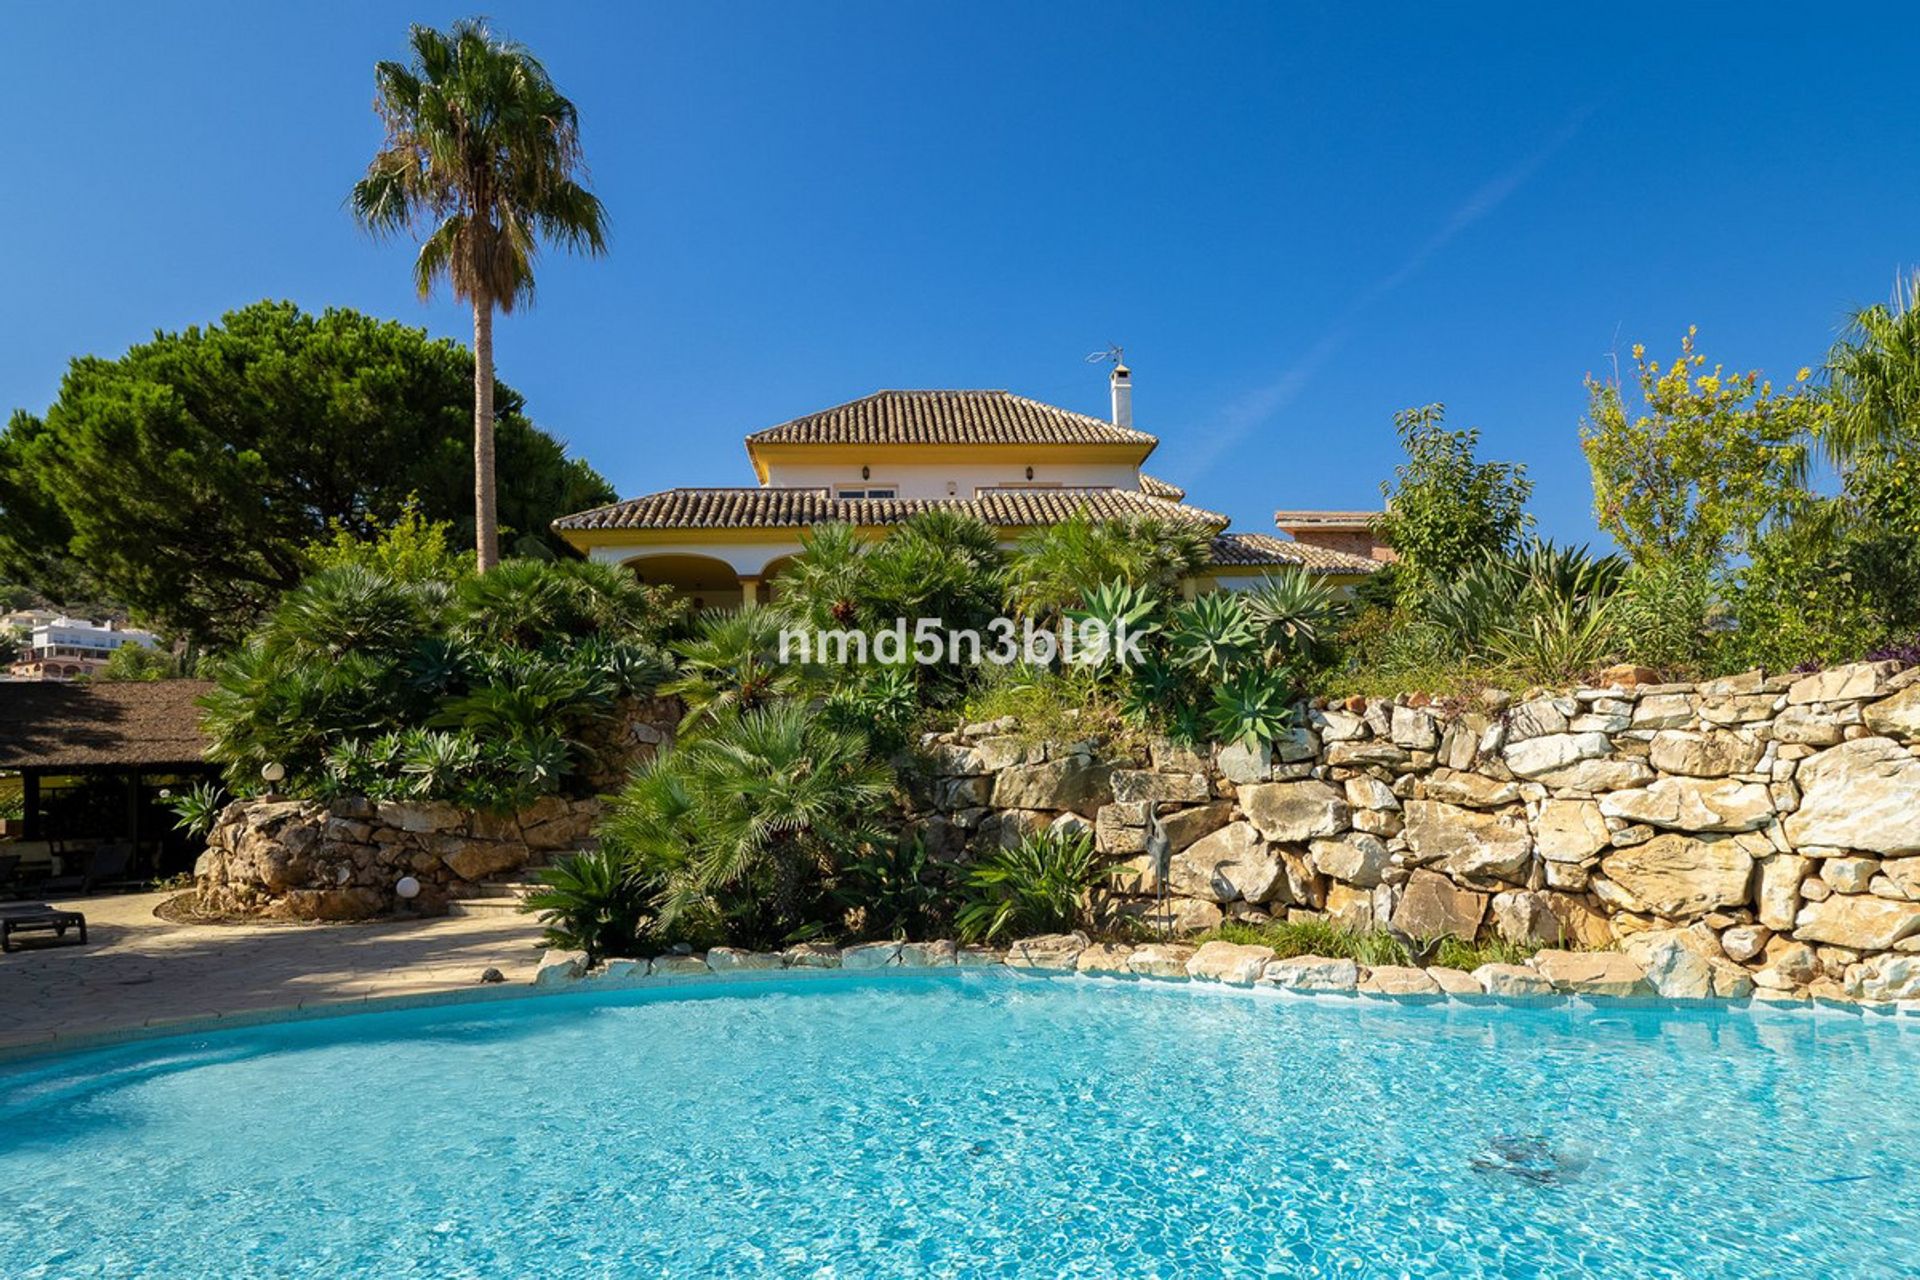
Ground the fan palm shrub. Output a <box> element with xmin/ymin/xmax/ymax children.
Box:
<box><xmin>1005</xmin><ymin>514</ymin><xmax>1208</xmax><ymax>618</ymax></box>
<box><xmin>601</xmin><ymin>702</ymin><xmax>895</xmax><ymax>948</ymax></box>
<box><xmin>524</xmin><ymin>849</ymin><xmax>650</xmax><ymax>963</ymax></box>
<box><xmin>661</xmin><ymin>608</ymin><xmax>801</xmax><ymax>736</ymax></box>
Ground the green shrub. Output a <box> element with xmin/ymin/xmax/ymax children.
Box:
<box><xmin>199</xmin><ymin>560</ymin><xmax>676</xmax><ymax>808</ymax></box>
<box><xmin>523</xmin><ymin>849</ymin><xmax>651</xmax><ymax>963</ymax></box>
<box><xmin>599</xmin><ymin>702</ymin><xmax>895</xmax><ymax>949</ymax></box>
<box><xmin>956</xmin><ymin>827</ymin><xmax>1106</xmax><ymax>942</ymax></box>
<box><xmin>164</xmin><ymin>781</ymin><xmax>228</xmax><ymax>839</ymax></box>
<box><xmin>838</xmin><ymin>836</ymin><xmax>954</xmax><ymax>941</ymax></box>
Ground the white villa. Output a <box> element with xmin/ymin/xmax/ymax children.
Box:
<box><xmin>5</xmin><ymin>614</ymin><xmax>159</xmax><ymax>681</ymax></box>
<box><xmin>553</xmin><ymin>366</ymin><xmax>1384</xmax><ymax>609</ymax></box>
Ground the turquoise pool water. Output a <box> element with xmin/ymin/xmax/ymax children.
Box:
<box><xmin>1</xmin><ymin>972</ymin><xmax>1914</xmax><ymax>1277</ymax></box>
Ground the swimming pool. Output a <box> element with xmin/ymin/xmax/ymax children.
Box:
<box><xmin>2</xmin><ymin>972</ymin><xmax>1913</xmax><ymax>1277</ymax></box>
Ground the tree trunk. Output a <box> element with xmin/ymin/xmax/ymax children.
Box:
<box><xmin>472</xmin><ymin>297</ymin><xmax>501</xmax><ymax>573</ymax></box>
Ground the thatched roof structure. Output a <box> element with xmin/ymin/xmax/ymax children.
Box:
<box><xmin>0</xmin><ymin>680</ymin><xmax>212</xmax><ymax>771</ymax></box>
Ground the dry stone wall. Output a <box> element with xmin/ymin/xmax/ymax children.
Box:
<box><xmin>909</xmin><ymin>661</ymin><xmax>1920</xmax><ymax>1003</ymax></box>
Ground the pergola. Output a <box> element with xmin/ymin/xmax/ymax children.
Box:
<box><xmin>0</xmin><ymin>679</ymin><xmax>220</xmax><ymax>879</ymax></box>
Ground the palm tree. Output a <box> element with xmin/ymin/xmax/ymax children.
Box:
<box><xmin>350</xmin><ymin>19</ymin><xmax>607</xmax><ymax>572</ymax></box>
<box><xmin>1826</xmin><ymin>272</ymin><xmax>1920</xmax><ymax>468</ymax></box>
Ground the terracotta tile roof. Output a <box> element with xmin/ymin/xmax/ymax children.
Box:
<box><xmin>1209</xmin><ymin>533</ymin><xmax>1382</xmax><ymax>575</ymax></box>
<box><xmin>0</xmin><ymin>680</ymin><xmax>212</xmax><ymax>770</ymax></box>
<box><xmin>1138</xmin><ymin>473</ymin><xmax>1186</xmax><ymax>502</ymax></box>
<box><xmin>745</xmin><ymin>390</ymin><xmax>1157</xmax><ymax>449</ymax></box>
<box><xmin>553</xmin><ymin>486</ymin><xmax>1228</xmax><ymax>533</ymax></box>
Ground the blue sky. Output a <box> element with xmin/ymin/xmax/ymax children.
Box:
<box><xmin>3</xmin><ymin>2</ymin><xmax>1916</xmax><ymax>546</ymax></box>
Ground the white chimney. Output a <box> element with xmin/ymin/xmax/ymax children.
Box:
<box><xmin>1109</xmin><ymin>361</ymin><xmax>1132</xmax><ymax>430</ymax></box>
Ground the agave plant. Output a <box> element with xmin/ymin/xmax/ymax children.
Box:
<box><xmin>1205</xmin><ymin>666</ymin><xmax>1297</xmax><ymax>749</ymax></box>
<box><xmin>1242</xmin><ymin>569</ymin><xmax>1340</xmax><ymax>661</ymax></box>
<box><xmin>1065</xmin><ymin>580</ymin><xmax>1162</xmax><ymax>669</ymax></box>
<box><xmin>1166</xmin><ymin>592</ymin><xmax>1257</xmax><ymax>678</ymax></box>
<box><xmin>165</xmin><ymin>781</ymin><xmax>230</xmax><ymax>840</ymax></box>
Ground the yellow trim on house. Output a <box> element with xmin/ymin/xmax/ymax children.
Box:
<box><xmin>744</xmin><ymin>440</ymin><xmax>1153</xmax><ymax>483</ymax></box>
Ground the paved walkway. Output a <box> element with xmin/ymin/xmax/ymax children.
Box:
<box><xmin>0</xmin><ymin>892</ymin><xmax>545</xmax><ymax>1056</ymax></box>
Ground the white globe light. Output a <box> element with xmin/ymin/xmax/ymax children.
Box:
<box><xmin>395</xmin><ymin>876</ymin><xmax>421</xmax><ymax>900</ymax></box>
<box><xmin>261</xmin><ymin>761</ymin><xmax>286</xmax><ymax>783</ymax></box>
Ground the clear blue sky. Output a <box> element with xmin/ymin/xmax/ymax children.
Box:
<box><xmin>4</xmin><ymin>2</ymin><xmax>1916</xmax><ymax>546</ymax></box>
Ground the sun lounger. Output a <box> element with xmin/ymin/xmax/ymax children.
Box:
<box><xmin>0</xmin><ymin>902</ymin><xmax>88</xmax><ymax>952</ymax></box>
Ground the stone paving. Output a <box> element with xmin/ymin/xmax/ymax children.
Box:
<box><xmin>0</xmin><ymin>891</ymin><xmax>545</xmax><ymax>1056</ymax></box>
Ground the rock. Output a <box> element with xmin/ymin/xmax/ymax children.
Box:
<box><xmin>1631</xmin><ymin>692</ymin><xmax>1696</xmax><ymax>730</ymax></box>
<box><xmin>1599</xmin><ymin>777</ymin><xmax>1774</xmax><ymax>833</ymax></box>
<box><xmin>1168</xmin><ymin>822</ymin><xmax>1281</xmax><ymax>903</ymax></box>
<box><xmin>1404</xmin><ymin>970</ymin><xmax>1471</xmax><ymax>1002</ymax></box>
<box><xmin>1536</xmin><ymin>759</ymin><xmax>1658</xmax><ymax>792</ymax></box>
<box><xmin>1504</xmin><ymin>732</ymin><xmax>1611</xmax><ymax>779</ymax></box>
<box><xmin>1110</xmin><ymin>770</ymin><xmax>1211</xmax><ymax>805</ymax></box>
<box><xmin>1421</xmin><ymin>769</ymin><xmax>1522</xmax><ymax>809</ymax></box>
<box><xmin>1597</xmin><ymin>663</ymin><xmax>1662</xmax><ymax>688</ymax></box>
<box><xmin>1821</xmin><ymin>856</ymin><xmax>1880</xmax><ymax>894</ymax></box>
<box><xmin>1402</xmin><ymin>800</ymin><xmax>1533</xmax><ymax>881</ymax></box>
<box><xmin>1159</xmin><ymin>801</ymin><xmax>1235</xmax><ymax>851</ymax></box>
<box><xmin>376</xmin><ymin>801</ymin><xmax>465</xmax><ymax>834</ymax></box>
<box><xmin>1698</xmin><ymin>692</ymin><xmax>1782</xmax><ymax>725</ymax></box>
<box><xmin>1473</xmin><ymin>964</ymin><xmax>1555</xmax><ymax>996</ymax></box>
<box><xmin>533</xmin><ymin>949</ymin><xmax>589</xmax><ymax>987</ymax></box>
<box><xmin>1126</xmin><ymin>943</ymin><xmax>1198</xmax><ymax>977</ymax></box>
<box><xmin>1789</xmin><ymin>661</ymin><xmax>1900</xmax><ymax>705</ymax></box>
<box><xmin>1534</xmin><ymin>799</ymin><xmax>1611</xmax><ymax>863</ymax></box>
<box><xmin>1322</xmin><ymin>881</ymin><xmax>1376</xmax><ymax>930</ymax></box>
<box><xmin>1074</xmin><ymin>942</ymin><xmax>1136</xmax><ymax>974</ymax></box>
<box><xmin>1491</xmin><ymin>890</ymin><xmax>1564</xmax><ymax>946</ymax></box>
<box><xmin>1880</xmin><ymin>858</ymin><xmax>1920</xmax><ymax>899</ymax></box>
<box><xmin>706</xmin><ymin>947</ymin><xmax>783</xmax><ymax>971</ymax></box>
<box><xmin>782</xmin><ymin>941</ymin><xmax>843</xmax><ymax>968</ymax></box>
<box><xmin>1307</xmin><ymin>833</ymin><xmax>1391</xmax><ymax>887</ymax></box>
<box><xmin>1618</xmin><ymin>930</ymin><xmax>1715</xmax><ymax>998</ymax></box>
<box><xmin>1719</xmin><ymin>924</ymin><xmax>1772</xmax><ymax>963</ymax></box>
<box><xmin>1801</xmin><ymin>877</ymin><xmax>1833</xmax><ymax>902</ymax></box>
<box><xmin>933</xmin><ymin>776</ymin><xmax>992</xmax><ymax>810</ymax></box>
<box><xmin>1772</xmin><ymin>706</ymin><xmax>1846</xmax><ymax>747</ymax></box>
<box><xmin>898</xmin><ymin>940</ymin><xmax>958</xmax><ymax>967</ymax></box>
<box><xmin>1785</xmin><ymin>738</ymin><xmax>1920</xmax><ymax>855</ymax></box>
<box><xmin>1185</xmin><ymin>940</ymin><xmax>1277</xmax><ymax>984</ymax></box>
<box><xmin>1597</xmin><ymin>833</ymin><xmax>1754</xmax><ymax>918</ymax></box>
<box><xmin>596</xmin><ymin>958</ymin><xmax>648</xmax><ymax>984</ymax></box>
<box><xmin>1753</xmin><ymin>940</ymin><xmax>1818</xmax><ymax>990</ymax></box>
<box><xmin>1239</xmin><ymin>780</ymin><xmax>1349</xmax><ymax>842</ymax></box>
<box><xmin>1648</xmin><ymin>730</ymin><xmax>1764</xmax><ymax>778</ymax></box>
<box><xmin>1273</xmin><ymin>725</ymin><xmax>1319</xmax><ymax>763</ymax></box>
<box><xmin>926</xmin><ymin>743</ymin><xmax>989</xmax><ymax>776</ymax></box>
<box><xmin>955</xmin><ymin>945</ymin><xmax>1002</xmax><ymax>966</ymax></box>
<box><xmin>1390</xmin><ymin>705</ymin><xmax>1440</xmax><ymax>750</ymax></box>
<box><xmin>991</xmin><ymin>755</ymin><xmax>1113</xmax><ymax>816</ymax></box>
<box><xmin>1261</xmin><ymin>955</ymin><xmax>1360</xmax><ymax>990</ymax></box>
<box><xmin>1344</xmin><ymin>775</ymin><xmax>1400</xmax><ymax>811</ymax></box>
<box><xmin>1547</xmin><ymin>893</ymin><xmax>1615</xmax><ymax>948</ymax></box>
<box><xmin>1792</xmin><ymin>896</ymin><xmax>1920</xmax><ymax>950</ymax></box>
<box><xmin>1316</xmin><ymin>709</ymin><xmax>1367</xmax><ymax>741</ymax></box>
<box><xmin>1863</xmin><ymin>684</ymin><xmax>1920</xmax><ymax>738</ymax></box>
<box><xmin>1216</xmin><ymin>739</ymin><xmax>1273</xmax><ymax>784</ymax></box>
<box><xmin>1507</xmin><ymin>699</ymin><xmax>1571</xmax><ymax>741</ymax></box>
<box><xmin>1151</xmin><ymin>898</ymin><xmax>1226</xmax><ymax>934</ymax></box>
<box><xmin>1389</xmin><ymin>870</ymin><xmax>1487</xmax><ymax>942</ymax></box>
<box><xmin>1360</xmin><ymin>965</ymin><xmax>1442</xmax><ymax>995</ymax></box>
<box><xmin>1754</xmin><ymin>854</ymin><xmax>1809</xmax><ymax>931</ymax></box>
<box><xmin>1325</xmin><ymin>741</ymin><xmax>1411</xmax><ymax>769</ymax></box>
<box><xmin>1094</xmin><ymin>802</ymin><xmax>1150</xmax><ymax>854</ymax></box>
<box><xmin>1852</xmin><ymin>954</ymin><xmax>1920</xmax><ymax>1001</ymax></box>
<box><xmin>1530</xmin><ymin>950</ymin><xmax>1650</xmax><ymax>997</ymax></box>
<box><xmin>1005</xmin><ymin>932</ymin><xmax>1089</xmax><ymax>970</ymax></box>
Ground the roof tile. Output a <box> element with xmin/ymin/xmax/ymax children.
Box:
<box><xmin>745</xmin><ymin>390</ymin><xmax>1157</xmax><ymax>448</ymax></box>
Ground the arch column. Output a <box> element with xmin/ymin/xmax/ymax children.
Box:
<box><xmin>738</xmin><ymin>576</ymin><xmax>762</xmax><ymax>609</ymax></box>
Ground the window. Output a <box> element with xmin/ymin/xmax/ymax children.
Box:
<box><xmin>835</xmin><ymin>486</ymin><xmax>896</xmax><ymax>500</ymax></box>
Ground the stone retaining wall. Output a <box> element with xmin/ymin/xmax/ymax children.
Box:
<box><xmin>908</xmin><ymin>661</ymin><xmax>1920</xmax><ymax>1004</ymax></box>
<box><xmin>196</xmin><ymin>793</ymin><xmax>602</xmax><ymax>919</ymax></box>
<box><xmin>193</xmin><ymin>696</ymin><xmax>680</xmax><ymax>920</ymax></box>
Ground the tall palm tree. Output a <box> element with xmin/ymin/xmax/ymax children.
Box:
<box><xmin>350</xmin><ymin>19</ymin><xmax>607</xmax><ymax>572</ymax></box>
<box><xmin>1826</xmin><ymin>270</ymin><xmax>1920</xmax><ymax>468</ymax></box>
